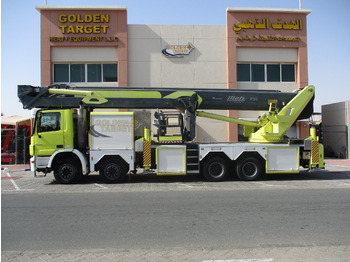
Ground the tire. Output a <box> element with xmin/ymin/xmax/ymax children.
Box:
<box><xmin>236</xmin><ymin>157</ymin><xmax>263</xmax><ymax>181</ymax></box>
<box><xmin>99</xmin><ymin>159</ymin><xmax>127</xmax><ymax>183</ymax></box>
<box><xmin>54</xmin><ymin>158</ymin><xmax>82</xmax><ymax>184</ymax></box>
<box><xmin>202</xmin><ymin>156</ymin><xmax>228</xmax><ymax>182</ymax></box>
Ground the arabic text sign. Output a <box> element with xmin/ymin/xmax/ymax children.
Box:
<box><xmin>237</xmin><ymin>35</ymin><xmax>300</xmax><ymax>42</ymax></box>
<box><xmin>233</xmin><ymin>18</ymin><xmax>303</xmax><ymax>34</ymax></box>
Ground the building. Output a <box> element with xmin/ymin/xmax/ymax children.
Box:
<box><xmin>36</xmin><ymin>5</ymin><xmax>311</xmax><ymax>142</ymax></box>
<box><xmin>322</xmin><ymin>101</ymin><xmax>350</xmax><ymax>159</ymax></box>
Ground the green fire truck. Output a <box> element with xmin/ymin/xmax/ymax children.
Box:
<box><xmin>18</xmin><ymin>85</ymin><xmax>324</xmax><ymax>183</ymax></box>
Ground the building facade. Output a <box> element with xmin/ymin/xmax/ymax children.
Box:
<box><xmin>36</xmin><ymin>6</ymin><xmax>311</xmax><ymax>142</ymax></box>
<box><xmin>322</xmin><ymin>101</ymin><xmax>350</xmax><ymax>159</ymax></box>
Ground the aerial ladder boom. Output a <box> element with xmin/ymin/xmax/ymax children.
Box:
<box><xmin>18</xmin><ymin>84</ymin><xmax>300</xmax><ymax>111</ymax></box>
<box><xmin>18</xmin><ymin>84</ymin><xmax>314</xmax><ymax>142</ymax></box>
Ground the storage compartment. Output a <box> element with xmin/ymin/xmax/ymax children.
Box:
<box><xmin>156</xmin><ymin>146</ymin><xmax>186</xmax><ymax>175</ymax></box>
<box><xmin>266</xmin><ymin>147</ymin><xmax>299</xmax><ymax>173</ymax></box>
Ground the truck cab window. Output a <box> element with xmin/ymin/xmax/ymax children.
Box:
<box><xmin>37</xmin><ymin>112</ymin><xmax>61</xmax><ymax>133</ymax></box>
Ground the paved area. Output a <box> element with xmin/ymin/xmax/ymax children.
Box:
<box><xmin>2</xmin><ymin>166</ymin><xmax>350</xmax><ymax>194</ymax></box>
<box><xmin>2</xmin><ymin>245</ymin><xmax>350</xmax><ymax>262</ymax></box>
<box><xmin>2</xmin><ymin>162</ymin><xmax>350</xmax><ymax>262</ymax></box>
<box><xmin>325</xmin><ymin>158</ymin><xmax>350</xmax><ymax>167</ymax></box>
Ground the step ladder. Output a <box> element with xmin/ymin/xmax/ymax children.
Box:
<box><xmin>186</xmin><ymin>144</ymin><xmax>200</xmax><ymax>174</ymax></box>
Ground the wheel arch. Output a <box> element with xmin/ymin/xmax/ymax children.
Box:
<box><xmin>234</xmin><ymin>151</ymin><xmax>266</xmax><ymax>167</ymax></box>
<box><xmin>200</xmin><ymin>152</ymin><xmax>231</xmax><ymax>166</ymax></box>
<box><xmin>49</xmin><ymin>149</ymin><xmax>89</xmax><ymax>175</ymax></box>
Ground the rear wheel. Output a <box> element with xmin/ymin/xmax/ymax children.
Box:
<box><xmin>236</xmin><ymin>157</ymin><xmax>263</xmax><ymax>181</ymax></box>
<box><xmin>99</xmin><ymin>159</ymin><xmax>127</xmax><ymax>183</ymax></box>
<box><xmin>54</xmin><ymin>158</ymin><xmax>82</xmax><ymax>184</ymax></box>
<box><xmin>202</xmin><ymin>156</ymin><xmax>228</xmax><ymax>182</ymax></box>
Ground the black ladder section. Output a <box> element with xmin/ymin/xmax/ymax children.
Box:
<box><xmin>186</xmin><ymin>144</ymin><xmax>200</xmax><ymax>174</ymax></box>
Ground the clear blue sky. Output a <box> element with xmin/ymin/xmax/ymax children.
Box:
<box><xmin>1</xmin><ymin>0</ymin><xmax>350</xmax><ymax>116</ymax></box>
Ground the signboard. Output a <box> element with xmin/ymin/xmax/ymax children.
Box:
<box><xmin>162</xmin><ymin>43</ymin><xmax>195</xmax><ymax>58</ymax></box>
<box><xmin>233</xmin><ymin>17</ymin><xmax>304</xmax><ymax>43</ymax></box>
<box><xmin>233</xmin><ymin>18</ymin><xmax>302</xmax><ymax>33</ymax></box>
<box><xmin>49</xmin><ymin>13</ymin><xmax>118</xmax><ymax>43</ymax></box>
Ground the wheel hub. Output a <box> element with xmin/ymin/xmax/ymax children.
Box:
<box><xmin>242</xmin><ymin>162</ymin><xmax>257</xmax><ymax>177</ymax></box>
<box><xmin>209</xmin><ymin>162</ymin><xmax>224</xmax><ymax>178</ymax></box>
<box><xmin>60</xmin><ymin>165</ymin><xmax>74</xmax><ymax>179</ymax></box>
<box><xmin>106</xmin><ymin>164</ymin><xmax>121</xmax><ymax>179</ymax></box>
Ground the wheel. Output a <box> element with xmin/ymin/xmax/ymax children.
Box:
<box><xmin>54</xmin><ymin>158</ymin><xmax>82</xmax><ymax>184</ymax></box>
<box><xmin>202</xmin><ymin>156</ymin><xmax>228</xmax><ymax>182</ymax></box>
<box><xmin>99</xmin><ymin>159</ymin><xmax>127</xmax><ymax>183</ymax></box>
<box><xmin>236</xmin><ymin>157</ymin><xmax>263</xmax><ymax>181</ymax></box>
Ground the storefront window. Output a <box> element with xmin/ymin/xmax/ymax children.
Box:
<box><xmin>87</xmin><ymin>64</ymin><xmax>102</xmax><ymax>82</ymax></box>
<box><xmin>237</xmin><ymin>64</ymin><xmax>250</xmax><ymax>81</ymax></box>
<box><xmin>282</xmin><ymin>64</ymin><xmax>295</xmax><ymax>82</ymax></box>
<box><xmin>70</xmin><ymin>64</ymin><xmax>85</xmax><ymax>82</ymax></box>
<box><xmin>267</xmin><ymin>64</ymin><xmax>280</xmax><ymax>82</ymax></box>
<box><xmin>53</xmin><ymin>63</ymin><xmax>118</xmax><ymax>83</ymax></box>
<box><xmin>237</xmin><ymin>63</ymin><xmax>295</xmax><ymax>83</ymax></box>
<box><xmin>54</xmin><ymin>64</ymin><xmax>69</xmax><ymax>82</ymax></box>
<box><xmin>251</xmin><ymin>64</ymin><xmax>265</xmax><ymax>82</ymax></box>
<box><xmin>103</xmin><ymin>64</ymin><xmax>118</xmax><ymax>82</ymax></box>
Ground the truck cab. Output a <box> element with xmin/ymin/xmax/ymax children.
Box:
<box><xmin>31</xmin><ymin>109</ymin><xmax>88</xmax><ymax>183</ymax></box>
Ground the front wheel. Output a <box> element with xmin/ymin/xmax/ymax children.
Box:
<box><xmin>99</xmin><ymin>160</ymin><xmax>127</xmax><ymax>183</ymax></box>
<box><xmin>236</xmin><ymin>157</ymin><xmax>263</xmax><ymax>181</ymax></box>
<box><xmin>54</xmin><ymin>158</ymin><xmax>82</xmax><ymax>184</ymax></box>
<box><xmin>202</xmin><ymin>156</ymin><xmax>229</xmax><ymax>182</ymax></box>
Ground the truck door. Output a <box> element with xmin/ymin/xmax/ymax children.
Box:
<box><xmin>32</xmin><ymin>111</ymin><xmax>65</xmax><ymax>156</ymax></box>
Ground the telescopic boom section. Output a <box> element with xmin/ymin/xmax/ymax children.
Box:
<box><xmin>18</xmin><ymin>84</ymin><xmax>315</xmax><ymax>143</ymax></box>
<box><xmin>18</xmin><ymin>84</ymin><xmax>300</xmax><ymax>112</ymax></box>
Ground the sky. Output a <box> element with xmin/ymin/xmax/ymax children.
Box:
<box><xmin>1</xmin><ymin>0</ymin><xmax>350</xmax><ymax>117</ymax></box>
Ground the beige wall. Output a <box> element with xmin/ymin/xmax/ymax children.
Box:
<box><xmin>128</xmin><ymin>24</ymin><xmax>229</xmax><ymax>142</ymax></box>
<box><xmin>128</xmin><ymin>25</ymin><xmax>227</xmax><ymax>88</ymax></box>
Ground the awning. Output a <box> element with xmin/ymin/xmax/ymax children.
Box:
<box><xmin>1</xmin><ymin>115</ymin><xmax>33</xmax><ymax>126</ymax></box>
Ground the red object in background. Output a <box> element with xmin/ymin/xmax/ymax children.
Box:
<box><xmin>1</xmin><ymin>123</ymin><xmax>31</xmax><ymax>164</ymax></box>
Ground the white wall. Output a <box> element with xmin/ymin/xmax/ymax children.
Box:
<box><xmin>52</xmin><ymin>47</ymin><xmax>118</xmax><ymax>62</ymax></box>
<box><xmin>237</xmin><ymin>48</ymin><xmax>298</xmax><ymax>63</ymax></box>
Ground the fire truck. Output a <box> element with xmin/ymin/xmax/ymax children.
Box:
<box><xmin>17</xmin><ymin>84</ymin><xmax>324</xmax><ymax>183</ymax></box>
